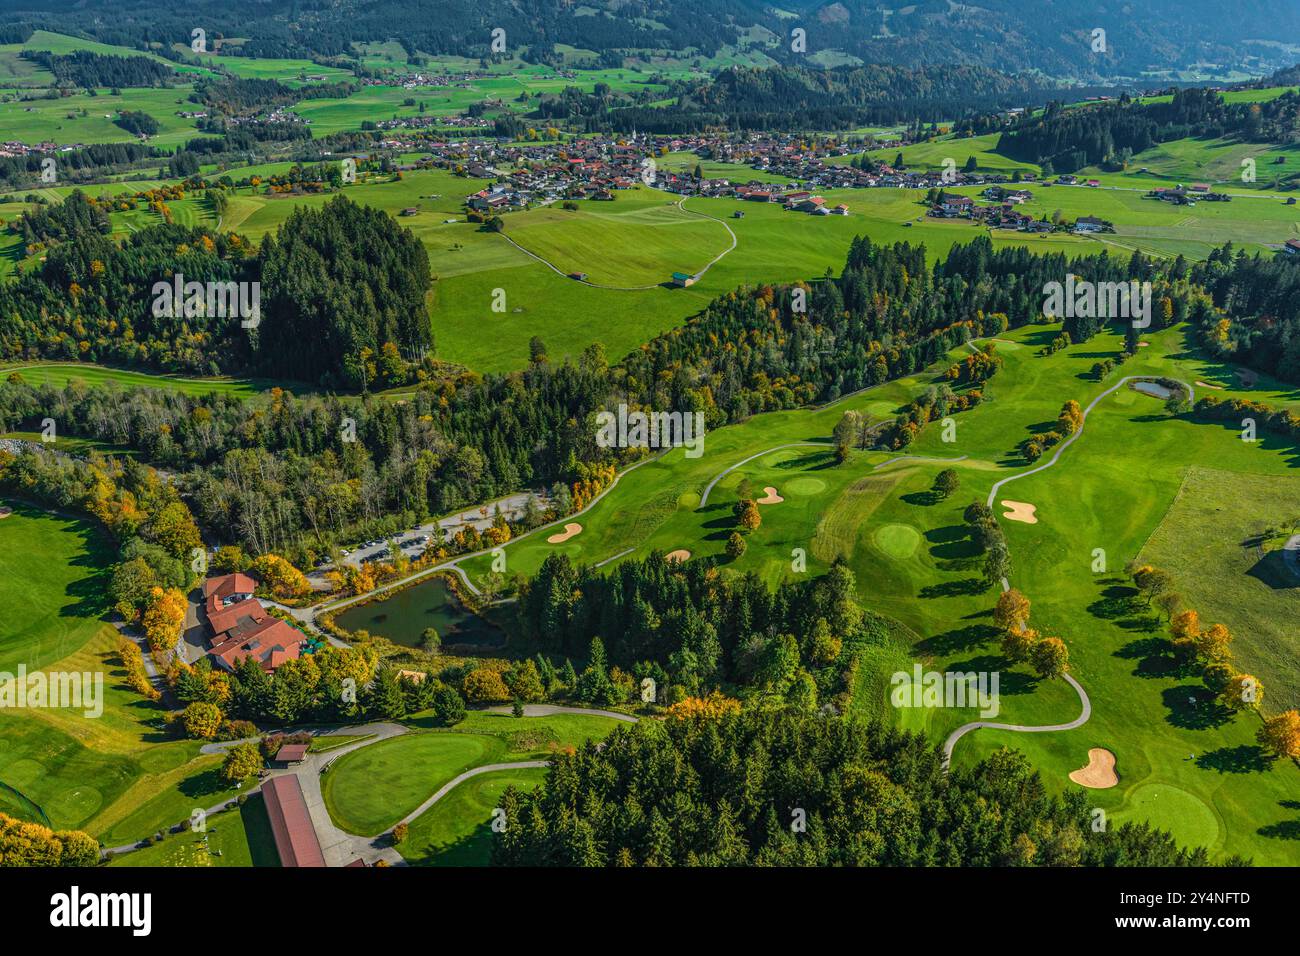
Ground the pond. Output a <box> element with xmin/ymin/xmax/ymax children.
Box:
<box><xmin>1132</xmin><ymin>380</ymin><xmax>1174</xmax><ymax>400</ymax></box>
<box><xmin>333</xmin><ymin>575</ymin><xmax>503</xmax><ymax>650</ymax></box>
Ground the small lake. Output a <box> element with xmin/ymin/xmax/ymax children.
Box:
<box><xmin>1132</xmin><ymin>380</ymin><xmax>1174</xmax><ymax>400</ymax></box>
<box><xmin>333</xmin><ymin>575</ymin><xmax>503</xmax><ymax>649</ymax></box>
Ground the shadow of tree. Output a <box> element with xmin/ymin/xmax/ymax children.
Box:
<box><xmin>1196</xmin><ymin>745</ymin><xmax>1273</xmax><ymax>775</ymax></box>
<box><xmin>915</xmin><ymin>623</ymin><xmax>1000</xmax><ymax>656</ymax></box>
<box><xmin>919</xmin><ymin>577</ymin><xmax>988</xmax><ymax>599</ymax></box>
<box><xmin>1162</xmin><ymin>685</ymin><xmax>1234</xmax><ymax>730</ymax></box>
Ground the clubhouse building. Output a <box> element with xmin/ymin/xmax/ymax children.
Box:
<box><xmin>201</xmin><ymin>572</ymin><xmax>304</xmax><ymax>673</ymax></box>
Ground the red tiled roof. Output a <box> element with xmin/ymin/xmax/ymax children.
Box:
<box><xmin>261</xmin><ymin>775</ymin><xmax>326</xmax><ymax>867</ymax></box>
<box><xmin>209</xmin><ymin>617</ymin><xmax>303</xmax><ymax>672</ymax></box>
<box><xmin>275</xmin><ymin>743</ymin><xmax>310</xmax><ymax>763</ymax></box>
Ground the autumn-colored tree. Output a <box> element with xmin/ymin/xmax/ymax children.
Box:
<box><xmin>1256</xmin><ymin>710</ymin><xmax>1300</xmax><ymax>759</ymax></box>
<box><xmin>1031</xmin><ymin>636</ymin><xmax>1069</xmax><ymax>679</ymax></box>
<box><xmin>462</xmin><ymin>667</ymin><xmax>511</xmax><ymax>703</ymax></box>
<box><xmin>725</xmin><ymin>531</ymin><xmax>747</xmax><ymax>560</ymax></box>
<box><xmin>734</xmin><ymin>499</ymin><xmax>761</xmax><ymax>531</ymax></box>
<box><xmin>505</xmin><ymin>659</ymin><xmax>545</xmax><ymax>702</ymax></box>
<box><xmin>141</xmin><ymin>586</ymin><xmax>186</xmax><ymax>656</ymax></box>
<box><xmin>1218</xmin><ymin>672</ymin><xmax>1263</xmax><ymax>711</ymax></box>
<box><xmin>1167</xmin><ymin>608</ymin><xmax>1200</xmax><ymax>659</ymax></box>
<box><xmin>1001</xmin><ymin>626</ymin><xmax>1039</xmax><ymax>663</ymax></box>
<box><xmin>1132</xmin><ymin>565</ymin><xmax>1173</xmax><ymax>606</ymax></box>
<box><xmin>0</xmin><ymin>812</ymin><xmax>99</xmax><ymax>867</ymax></box>
<box><xmin>1057</xmin><ymin>400</ymin><xmax>1084</xmax><ymax>435</ymax></box>
<box><xmin>220</xmin><ymin>742</ymin><xmax>263</xmax><ymax>783</ymax></box>
<box><xmin>392</xmin><ymin>822</ymin><xmax>409</xmax><ymax>844</ymax></box>
<box><xmin>665</xmin><ymin>691</ymin><xmax>742</xmax><ymax>720</ymax></box>
<box><xmin>182</xmin><ymin>701</ymin><xmax>224</xmax><ymax>739</ymax></box>
<box><xmin>250</xmin><ymin>553</ymin><xmax>310</xmax><ymax>599</ymax></box>
<box><xmin>1193</xmin><ymin>622</ymin><xmax>1233</xmax><ymax>665</ymax></box>
<box><xmin>993</xmin><ymin>589</ymin><xmax>1031</xmax><ymax>633</ymax></box>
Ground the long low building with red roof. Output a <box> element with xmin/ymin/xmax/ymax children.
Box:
<box><xmin>261</xmin><ymin>774</ymin><xmax>326</xmax><ymax>867</ymax></box>
<box><xmin>202</xmin><ymin>572</ymin><xmax>304</xmax><ymax>672</ymax></box>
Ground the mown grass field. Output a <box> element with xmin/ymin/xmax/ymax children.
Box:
<box><xmin>397</xmin><ymin>767</ymin><xmax>547</xmax><ymax>866</ymax></box>
<box><xmin>321</xmin><ymin>713</ymin><xmax>620</xmax><ymax>836</ymax></box>
<box><xmin>107</xmin><ymin>796</ymin><xmax>280</xmax><ymax>867</ymax></box>
<box><xmin>1139</xmin><ymin>466</ymin><xmax>1300</xmax><ymax>712</ymax></box>
<box><xmin>0</xmin><ymin>361</ymin><xmax>295</xmax><ymax>397</ymax></box>
<box><xmin>0</xmin><ymin>501</ymin><xmax>115</xmax><ymax>673</ymax></box>
<box><xmin>0</xmin><ymin>507</ymin><xmax>242</xmax><ymax>843</ymax></box>
<box><xmin>456</xmin><ymin>320</ymin><xmax>1300</xmax><ymax>864</ymax></box>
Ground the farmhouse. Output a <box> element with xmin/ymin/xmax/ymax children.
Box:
<box><xmin>1074</xmin><ymin>215</ymin><xmax>1109</xmax><ymax>233</ymax></box>
<box><xmin>937</xmin><ymin>194</ymin><xmax>974</xmax><ymax>217</ymax></box>
<box><xmin>1284</xmin><ymin>238</ymin><xmax>1300</xmax><ymax>256</ymax></box>
<box><xmin>202</xmin><ymin>572</ymin><xmax>304</xmax><ymax>673</ymax></box>
<box><xmin>671</xmin><ymin>271</ymin><xmax>697</xmax><ymax>286</ymax></box>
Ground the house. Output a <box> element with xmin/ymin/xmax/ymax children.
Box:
<box><xmin>671</xmin><ymin>272</ymin><xmax>696</xmax><ymax>287</ymax></box>
<box><xmin>793</xmin><ymin>196</ymin><xmax>826</xmax><ymax>213</ymax></box>
<box><xmin>202</xmin><ymin>572</ymin><xmax>303</xmax><ymax>673</ymax></box>
<box><xmin>732</xmin><ymin>210</ymin><xmax>745</xmax><ymax>218</ymax></box>
<box><xmin>938</xmin><ymin>194</ymin><xmax>974</xmax><ymax>216</ymax></box>
<box><xmin>261</xmin><ymin>775</ymin><xmax>326</xmax><ymax>867</ymax></box>
<box><xmin>1074</xmin><ymin>215</ymin><xmax>1108</xmax><ymax>233</ymax></box>
<box><xmin>831</xmin><ymin>204</ymin><xmax>850</xmax><ymax>215</ymax></box>
<box><xmin>400</xmin><ymin>207</ymin><xmax>418</xmax><ymax>216</ymax></box>
<box><xmin>1284</xmin><ymin>238</ymin><xmax>1300</xmax><ymax>255</ymax></box>
<box><xmin>274</xmin><ymin>742</ymin><xmax>310</xmax><ymax>764</ymax></box>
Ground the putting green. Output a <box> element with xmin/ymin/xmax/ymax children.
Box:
<box><xmin>784</xmin><ymin>476</ymin><xmax>828</xmax><ymax>496</ymax></box>
<box><xmin>1115</xmin><ymin>782</ymin><xmax>1221</xmax><ymax>853</ymax></box>
<box><xmin>874</xmin><ymin>523</ymin><xmax>922</xmax><ymax>559</ymax></box>
<box><xmin>46</xmin><ymin>785</ymin><xmax>102</xmax><ymax>820</ymax></box>
<box><xmin>866</xmin><ymin>400</ymin><xmax>899</xmax><ymax>418</ymax></box>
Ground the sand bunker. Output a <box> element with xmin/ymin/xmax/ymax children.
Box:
<box><xmin>547</xmin><ymin>523</ymin><xmax>583</xmax><ymax>544</ymax></box>
<box><xmin>1000</xmin><ymin>500</ymin><xmax>1039</xmax><ymax>524</ymax></box>
<box><xmin>1195</xmin><ymin>380</ymin><xmax>1223</xmax><ymax>390</ymax></box>
<box><xmin>1137</xmin><ymin>341</ymin><xmax>1150</xmax><ymax>348</ymax></box>
<box><xmin>1069</xmin><ymin>748</ymin><xmax>1118</xmax><ymax>789</ymax></box>
<box><xmin>756</xmin><ymin>486</ymin><xmax>784</xmax><ymax>505</ymax></box>
<box><xmin>0</xmin><ymin>506</ymin><xmax>10</xmax><ymax>519</ymax></box>
<box><xmin>664</xmin><ymin>549</ymin><xmax>692</xmax><ymax>563</ymax></box>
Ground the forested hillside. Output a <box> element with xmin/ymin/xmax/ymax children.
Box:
<box><xmin>493</xmin><ymin>710</ymin><xmax>1238</xmax><ymax>866</ymax></box>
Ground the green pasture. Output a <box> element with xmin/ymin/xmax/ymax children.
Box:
<box><xmin>0</xmin><ymin>85</ymin><xmax>206</xmax><ymax>149</ymax></box>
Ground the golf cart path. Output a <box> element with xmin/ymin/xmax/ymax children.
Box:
<box><xmin>941</xmin><ymin>673</ymin><xmax>1092</xmax><ymax>768</ymax></box>
<box><xmin>946</xmin><ymin>375</ymin><xmax>1194</xmax><ymax>767</ymax></box>
<box><xmin>698</xmin><ymin>441</ymin><xmax>831</xmax><ymax>508</ymax></box>
<box><xmin>985</xmin><ymin>375</ymin><xmax>1195</xmax><ymax>509</ymax></box>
